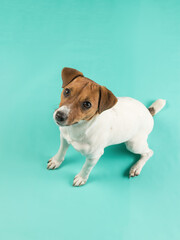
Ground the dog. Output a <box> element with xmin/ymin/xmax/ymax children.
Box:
<box><xmin>47</xmin><ymin>67</ymin><xmax>166</xmax><ymax>186</ymax></box>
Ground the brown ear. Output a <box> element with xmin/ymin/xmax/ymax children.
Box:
<box><xmin>61</xmin><ymin>67</ymin><xmax>84</xmax><ymax>88</ymax></box>
<box><xmin>98</xmin><ymin>86</ymin><xmax>118</xmax><ymax>114</ymax></box>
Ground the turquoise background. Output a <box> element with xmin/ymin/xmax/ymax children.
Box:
<box><xmin>0</xmin><ymin>0</ymin><xmax>180</xmax><ymax>239</ymax></box>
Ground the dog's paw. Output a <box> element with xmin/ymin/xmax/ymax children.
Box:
<box><xmin>73</xmin><ymin>174</ymin><xmax>87</xmax><ymax>187</ymax></box>
<box><xmin>129</xmin><ymin>164</ymin><xmax>142</xmax><ymax>178</ymax></box>
<box><xmin>47</xmin><ymin>158</ymin><xmax>62</xmax><ymax>170</ymax></box>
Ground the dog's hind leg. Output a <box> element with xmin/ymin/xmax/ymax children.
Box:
<box><xmin>125</xmin><ymin>134</ymin><xmax>153</xmax><ymax>178</ymax></box>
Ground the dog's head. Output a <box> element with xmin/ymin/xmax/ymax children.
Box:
<box><xmin>54</xmin><ymin>67</ymin><xmax>117</xmax><ymax>126</ymax></box>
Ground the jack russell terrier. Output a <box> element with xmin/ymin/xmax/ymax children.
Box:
<box><xmin>47</xmin><ymin>67</ymin><xmax>166</xmax><ymax>187</ymax></box>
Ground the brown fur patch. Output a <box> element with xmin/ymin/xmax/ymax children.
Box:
<box><xmin>61</xmin><ymin>67</ymin><xmax>84</xmax><ymax>88</ymax></box>
<box><xmin>148</xmin><ymin>107</ymin><xmax>155</xmax><ymax>116</ymax></box>
<box><xmin>60</xmin><ymin>77</ymin><xmax>100</xmax><ymax>125</ymax></box>
<box><xmin>98</xmin><ymin>86</ymin><xmax>118</xmax><ymax>114</ymax></box>
<box><xmin>59</xmin><ymin>68</ymin><xmax>118</xmax><ymax>125</ymax></box>
<box><xmin>59</xmin><ymin>79</ymin><xmax>117</xmax><ymax>125</ymax></box>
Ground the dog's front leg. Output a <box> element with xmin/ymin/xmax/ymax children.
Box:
<box><xmin>73</xmin><ymin>154</ymin><xmax>102</xmax><ymax>187</ymax></box>
<box><xmin>47</xmin><ymin>134</ymin><xmax>69</xmax><ymax>170</ymax></box>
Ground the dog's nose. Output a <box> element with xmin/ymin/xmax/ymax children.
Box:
<box><xmin>55</xmin><ymin>111</ymin><xmax>68</xmax><ymax>122</ymax></box>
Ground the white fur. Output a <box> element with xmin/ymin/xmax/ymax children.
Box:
<box><xmin>149</xmin><ymin>99</ymin><xmax>166</xmax><ymax>115</ymax></box>
<box><xmin>48</xmin><ymin>97</ymin><xmax>166</xmax><ymax>186</ymax></box>
<box><xmin>53</xmin><ymin>105</ymin><xmax>70</xmax><ymax>119</ymax></box>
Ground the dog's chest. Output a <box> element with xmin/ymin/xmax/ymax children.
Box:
<box><xmin>60</xmin><ymin>126</ymin><xmax>91</xmax><ymax>155</ymax></box>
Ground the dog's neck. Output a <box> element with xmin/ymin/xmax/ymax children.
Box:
<box><xmin>59</xmin><ymin>114</ymin><xmax>99</xmax><ymax>140</ymax></box>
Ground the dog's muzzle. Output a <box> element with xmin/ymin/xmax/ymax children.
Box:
<box><xmin>55</xmin><ymin>111</ymin><xmax>68</xmax><ymax>125</ymax></box>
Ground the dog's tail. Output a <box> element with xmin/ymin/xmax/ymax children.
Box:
<box><xmin>148</xmin><ymin>99</ymin><xmax>166</xmax><ymax>116</ymax></box>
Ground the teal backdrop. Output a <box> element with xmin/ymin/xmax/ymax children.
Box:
<box><xmin>0</xmin><ymin>0</ymin><xmax>179</xmax><ymax>239</ymax></box>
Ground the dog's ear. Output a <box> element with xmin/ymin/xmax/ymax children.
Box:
<box><xmin>61</xmin><ymin>67</ymin><xmax>84</xmax><ymax>88</ymax></box>
<box><xmin>98</xmin><ymin>86</ymin><xmax>117</xmax><ymax>114</ymax></box>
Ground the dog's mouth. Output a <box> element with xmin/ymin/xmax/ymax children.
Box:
<box><xmin>55</xmin><ymin>120</ymin><xmax>78</xmax><ymax>127</ymax></box>
<box><xmin>55</xmin><ymin>120</ymin><xmax>64</xmax><ymax>126</ymax></box>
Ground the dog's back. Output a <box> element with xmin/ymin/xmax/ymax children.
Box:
<box><xmin>95</xmin><ymin>97</ymin><xmax>154</xmax><ymax>146</ymax></box>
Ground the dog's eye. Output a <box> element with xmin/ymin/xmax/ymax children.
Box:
<box><xmin>82</xmin><ymin>101</ymin><xmax>91</xmax><ymax>109</ymax></box>
<box><xmin>64</xmin><ymin>88</ymin><xmax>70</xmax><ymax>97</ymax></box>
